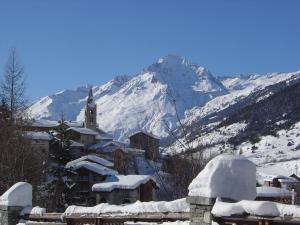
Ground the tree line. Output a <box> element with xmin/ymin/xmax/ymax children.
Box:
<box><xmin>0</xmin><ymin>49</ymin><xmax>43</xmax><ymax>198</ymax></box>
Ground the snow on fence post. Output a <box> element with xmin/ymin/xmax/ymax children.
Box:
<box><xmin>0</xmin><ymin>182</ymin><xmax>32</xmax><ymax>225</ymax></box>
<box><xmin>187</xmin><ymin>154</ymin><xmax>257</xmax><ymax>225</ymax></box>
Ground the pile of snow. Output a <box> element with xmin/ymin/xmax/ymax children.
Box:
<box><xmin>188</xmin><ymin>154</ymin><xmax>256</xmax><ymax>201</ymax></box>
<box><xmin>256</xmin><ymin>186</ymin><xmax>292</xmax><ymax>198</ymax></box>
<box><xmin>64</xmin><ymin>198</ymin><xmax>189</xmax><ymax>216</ymax></box>
<box><xmin>20</xmin><ymin>206</ymin><xmax>46</xmax><ymax>216</ymax></box>
<box><xmin>0</xmin><ymin>182</ymin><xmax>32</xmax><ymax>207</ymax></box>
<box><xmin>92</xmin><ymin>175</ymin><xmax>158</xmax><ymax>192</ymax></box>
<box><xmin>65</xmin><ymin>154</ymin><xmax>114</xmax><ymax>168</ymax></box>
<box><xmin>212</xmin><ymin>198</ymin><xmax>300</xmax><ymax>217</ymax></box>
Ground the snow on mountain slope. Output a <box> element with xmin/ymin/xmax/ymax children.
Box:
<box><xmin>28</xmin><ymin>55</ymin><xmax>227</xmax><ymax>140</ymax></box>
<box><xmin>76</xmin><ymin>55</ymin><xmax>227</xmax><ymax>140</ymax></box>
<box><xmin>184</xmin><ymin>71</ymin><xmax>300</xmax><ymax>127</ymax></box>
<box><xmin>28</xmin><ymin>75</ymin><xmax>131</xmax><ymax>121</ymax></box>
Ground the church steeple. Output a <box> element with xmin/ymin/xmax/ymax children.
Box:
<box><xmin>84</xmin><ymin>87</ymin><xmax>97</xmax><ymax>130</ymax></box>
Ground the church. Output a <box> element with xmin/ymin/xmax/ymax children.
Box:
<box><xmin>25</xmin><ymin>88</ymin><xmax>161</xmax><ymax>205</ymax></box>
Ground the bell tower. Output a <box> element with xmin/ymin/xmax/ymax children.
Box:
<box><xmin>84</xmin><ymin>88</ymin><xmax>97</xmax><ymax>130</ymax></box>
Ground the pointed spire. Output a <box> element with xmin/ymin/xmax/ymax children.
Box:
<box><xmin>87</xmin><ymin>87</ymin><xmax>94</xmax><ymax>104</ymax></box>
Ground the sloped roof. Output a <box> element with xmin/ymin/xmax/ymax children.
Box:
<box><xmin>66</xmin><ymin>160</ymin><xmax>117</xmax><ymax>176</ymax></box>
<box><xmin>69</xmin><ymin>140</ymin><xmax>85</xmax><ymax>147</ymax></box>
<box><xmin>64</xmin><ymin>121</ymin><xmax>84</xmax><ymax>127</ymax></box>
<box><xmin>25</xmin><ymin>131</ymin><xmax>53</xmax><ymax>141</ymax></box>
<box><xmin>67</xmin><ymin>127</ymin><xmax>98</xmax><ymax>136</ymax></box>
<box><xmin>65</xmin><ymin>154</ymin><xmax>114</xmax><ymax>168</ymax></box>
<box><xmin>256</xmin><ymin>186</ymin><xmax>292</xmax><ymax>198</ymax></box>
<box><xmin>92</xmin><ymin>175</ymin><xmax>158</xmax><ymax>192</ymax></box>
<box><xmin>30</xmin><ymin>119</ymin><xmax>59</xmax><ymax>128</ymax></box>
<box><xmin>129</xmin><ymin>130</ymin><xmax>160</xmax><ymax>140</ymax></box>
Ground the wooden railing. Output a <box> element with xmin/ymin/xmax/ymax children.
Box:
<box><xmin>25</xmin><ymin>212</ymin><xmax>300</xmax><ymax>225</ymax></box>
<box><xmin>214</xmin><ymin>216</ymin><xmax>300</xmax><ymax>225</ymax></box>
<box><xmin>25</xmin><ymin>212</ymin><xmax>190</xmax><ymax>225</ymax></box>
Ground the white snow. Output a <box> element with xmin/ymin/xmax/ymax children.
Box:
<box><xmin>188</xmin><ymin>154</ymin><xmax>256</xmax><ymax>201</ymax></box>
<box><xmin>70</xmin><ymin>140</ymin><xmax>85</xmax><ymax>147</ymax></box>
<box><xmin>30</xmin><ymin>119</ymin><xmax>59</xmax><ymax>128</ymax></box>
<box><xmin>65</xmin><ymin>154</ymin><xmax>114</xmax><ymax>168</ymax></box>
<box><xmin>212</xmin><ymin>198</ymin><xmax>300</xmax><ymax>217</ymax></box>
<box><xmin>25</xmin><ymin>131</ymin><xmax>53</xmax><ymax>141</ymax></box>
<box><xmin>64</xmin><ymin>198</ymin><xmax>189</xmax><ymax>216</ymax></box>
<box><xmin>92</xmin><ymin>175</ymin><xmax>158</xmax><ymax>192</ymax></box>
<box><xmin>66</xmin><ymin>161</ymin><xmax>118</xmax><ymax>176</ymax></box>
<box><xmin>124</xmin><ymin>221</ymin><xmax>189</xmax><ymax>225</ymax></box>
<box><xmin>0</xmin><ymin>182</ymin><xmax>32</xmax><ymax>207</ymax></box>
<box><xmin>129</xmin><ymin>130</ymin><xmax>160</xmax><ymax>140</ymax></box>
<box><xmin>256</xmin><ymin>186</ymin><xmax>292</xmax><ymax>197</ymax></box>
<box><xmin>28</xmin><ymin>55</ymin><xmax>227</xmax><ymax>141</ymax></box>
<box><xmin>67</xmin><ymin>127</ymin><xmax>99</xmax><ymax>136</ymax></box>
<box><xmin>20</xmin><ymin>206</ymin><xmax>46</xmax><ymax>216</ymax></box>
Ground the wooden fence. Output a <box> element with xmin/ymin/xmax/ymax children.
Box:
<box><xmin>214</xmin><ymin>216</ymin><xmax>300</xmax><ymax>225</ymax></box>
<box><xmin>25</xmin><ymin>212</ymin><xmax>300</xmax><ymax>225</ymax></box>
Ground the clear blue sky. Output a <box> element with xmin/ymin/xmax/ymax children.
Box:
<box><xmin>0</xmin><ymin>0</ymin><xmax>300</xmax><ymax>101</ymax></box>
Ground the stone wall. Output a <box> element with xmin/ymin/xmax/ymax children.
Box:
<box><xmin>0</xmin><ymin>205</ymin><xmax>24</xmax><ymax>225</ymax></box>
<box><xmin>187</xmin><ymin>196</ymin><xmax>215</xmax><ymax>225</ymax></box>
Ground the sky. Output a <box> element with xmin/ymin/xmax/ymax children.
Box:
<box><xmin>0</xmin><ymin>0</ymin><xmax>300</xmax><ymax>101</ymax></box>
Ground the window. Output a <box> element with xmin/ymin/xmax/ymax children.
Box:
<box><xmin>100</xmin><ymin>197</ymin><xmax>107</xmax><ymax>203</ymax></box>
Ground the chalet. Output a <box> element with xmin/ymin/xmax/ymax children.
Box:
<box><xmin>256</xmin><ymin>186</ymin><xmax>293</xmax><ymax>204</ymax></box>
<box><xmin>26</xmin><ymin>119</ymin><xmax>59</xmax><ymax>132</ymax></box>
<box><xmin>65</xmin><ymin>154</ymin><xmax>117</xmax><ymax>205</ymax></box>
<box><xmin>25</xmin><ymin>131</ymin><xmax>53</xmax><ymax>155</ymax></box>
<box><xmin>89</xmin><ymin>141</ymin><xmax>145</xmax><ymax>174</ymax></box>
<box><xmin>129</xmin><ymin>131</ymin><xmax>160</xmax><ymax>161</ymax></box>
<box><xmin>92</xmin><ymin>175</ymin><xmax>159</xmax><ymax>204</ymax></box>
<box><xmin>66</xmin><ymin>127</ymin><xmax>98</xmax><ymax>146</ymax></box>
<box><xmin>264</xmin><ymin>175</ymin><xmax>300</xmax><ymax>196</ymax></box>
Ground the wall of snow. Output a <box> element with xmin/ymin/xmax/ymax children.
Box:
<box><xmin>64</xmin><ymin>198</ymin><xmax>189</xmax><ymax>216</ymax></box>
<box><xmin>188</xmin><ymin>154</ymin><xmax>256</xmax><ymax>201</ymax></box>
<box><xmin>0</xmin><ymin>182</ymin><xmax>32</xmax><ymax>207</ymax></box>
<box><xmin>212</xmin><ymin>198</ymin><xmax>300</xmax><ymax>218</ymax></box>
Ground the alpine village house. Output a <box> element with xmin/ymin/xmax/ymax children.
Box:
<box><xmin>25</xmin><ymin>88</ymin><xmax>160</xmax><ymax>206</ymax></box>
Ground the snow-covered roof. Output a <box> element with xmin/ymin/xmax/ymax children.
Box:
<box><xmin>70</xmin><ymin>140</ymin><xmax>85</xmax><ymax>147</ymax></box>
<box><xmin>64</xmin><ymin>198</ymin><xmax>189</xmax><ymax>216</ymax></box>
<box><xmin>66</xmin><ymin>154</ymin><xmax>114</xmax><ymax>168</ymax></box>
<box><xmin>25</xmin><ymin>131</ymin><xmax>53</xmax><ymax>141</ymax></box>
<box><xmin>188</xmin><ymin>154</ymin><xmax>257</xmax><ymax>201</ymax></box>
<box><xmin>89</xmin><ymin>140</ymin><xmax>127</xmax><ymax>153</ymax></box>
<box><xmin>66</xmin><ymin>160</ymin><xmax>117</xmax><ymax>176</ymax></box>
<box><xmin>64</xmin><ymin>121</ymin><xmax>84</xmax><ymax>127</ymax></box>
<box><xmin>92</xmin><ymin>175</ymin><xmax>158</xmax><ymax>192</ymax></box>
<box><xmin>96</xmin><ymin>133</ymin><xmax>113</xmax><ymax>140</ymax></box>
<box><xmin>67</xmin><ymin>127</ymin><xmax>98</xmax><ymax>136</ymax></box>
<box><xmin>30</xmin><ymin>119</ymin><xmax>59</xmax><ymax>128</ymax></box>
<box><xmin>256</xmin><ymin>186</ymin><xmax>292</xmax><ymax>197</ymax></box>
<box><xmin>264</xmin><ymin>175</ymin><xmax>299</xmax><ymax>183</ymax></box>
<box><xmin>129</xmin><ymin>130</ymin><xmax>160</xmax><ymax>140</ymax></box>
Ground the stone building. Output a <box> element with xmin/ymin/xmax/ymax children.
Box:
<box><xmin>65</xmin><ymin>154</ymin><xmax>117</xmax><ymax>205</ymax></box>
<box><xmin>92</xmin><ymin>175</ymin><xmax>158</xmax><ymax>204</ymax></box>
<box><xmin>66</xmin><ymin>127</ymin><xmax>98</xmax><ymax>146</ymax></box>
<box><xmin>84</xmin><ymin>88</ymin><xmax>97</xmax><ymax>130</ymax></box>
<box><xmin>25</xmin><ymin>131</ymin><xmax>53</xmax><ymax>161</ymax></box>
<box><xmin>129</xmin><ymin>131</ymin><xmax>160</xmax><ymax>161</ymax></box>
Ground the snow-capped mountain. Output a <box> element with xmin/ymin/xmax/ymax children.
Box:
<box><xmin>28</xmin><ymin>55</ymin><xmax>227</xmax><ymax>141</ymax></box>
